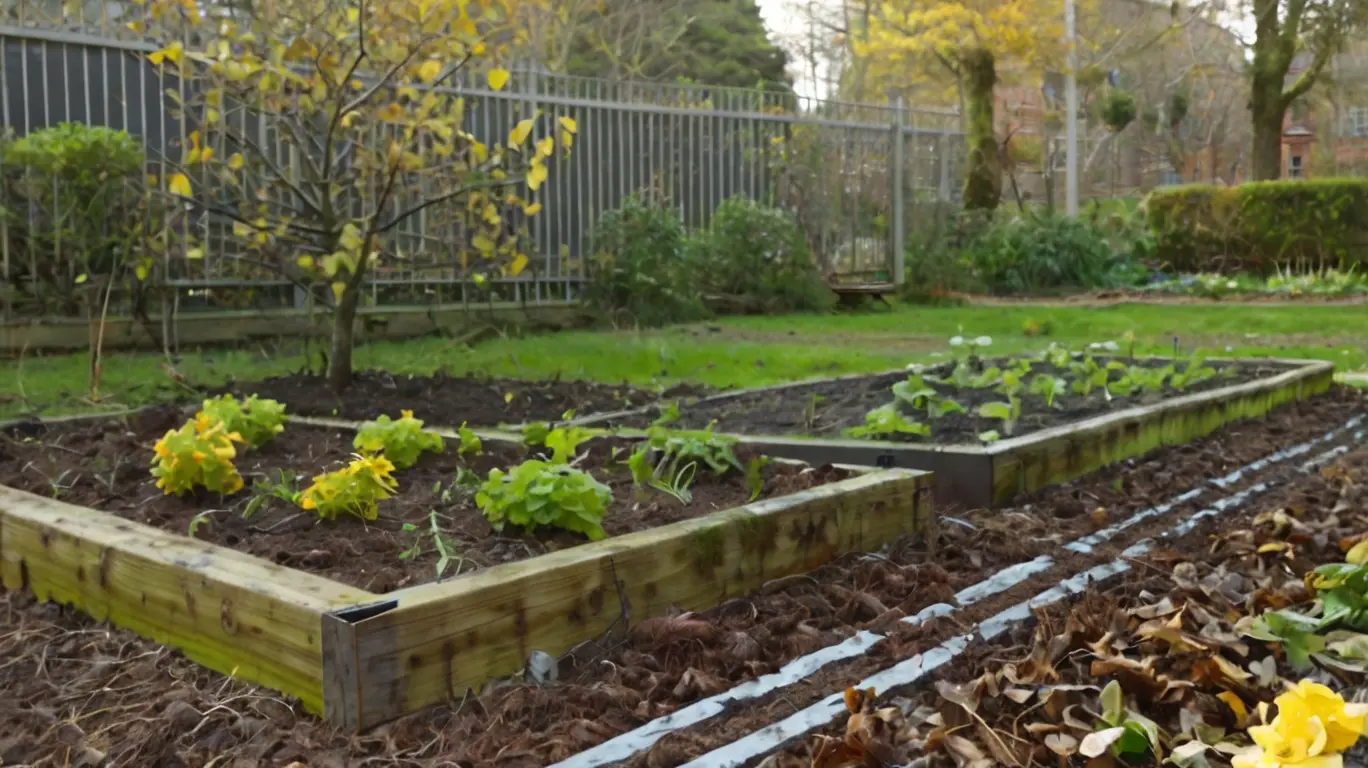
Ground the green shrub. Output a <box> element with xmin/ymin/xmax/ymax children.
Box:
<box><xmin>582</xmin><ymin>196</ymin><xmax>707</xmax><ymax>327</ymax></box>
<box><xmin>1</xmin><ymin>123</ymin><xmax>150</xmax><ymax>314</ymax></box>
<box><xmin>1144</xmin><ymin>179</ymin><xmax>1368</xmax><ymax>274</ymax></box>
<box><xmin>962</xmin><ymin>210</ymin><xmax>1138</xmax><ymax>295</ymax></box>
<box><xmin>690</xmin><ymin>196</ymin><xmax>833</xmax><ymax>313</ymax></box>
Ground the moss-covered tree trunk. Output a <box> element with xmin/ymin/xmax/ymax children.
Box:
<box><xmin>961</xmin><ymin>47</ymin><xmax>1001</xmax><ymax>212</ymax></box>
<box><xmin>327</xmin><ymin>283</ymin><xmax>360</xmax><ymax>391</ymax></box>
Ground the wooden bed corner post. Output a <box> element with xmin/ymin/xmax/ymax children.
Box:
<box><xmin>322</xmin><ymin>598</ymin><xmax>399</xmax><ymax>730</ymax></box>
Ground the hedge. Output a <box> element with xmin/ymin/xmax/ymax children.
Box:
<box><xmin>1143</xmin><ymin>179</ymin><xmax>1368</xmax><ymax>274</ymax></box>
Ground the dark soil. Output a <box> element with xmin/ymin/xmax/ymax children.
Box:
<box><xmin>0</xmin><ymin>406</ymin><xmax>841</xmax><ymax>593</ymax></box>
<box><xmin>217</xmin><ymin>371</ymin><xmax>707</xmax><ymax>428</ymax></box>
<box><xmin>1</xmin><ymin>388</ymin><xmax>1362</xmax><ymax>767</ymax></box>
<box><xmin>608</xmin><ymin>356</ymin><xmax>1298</xmax><ymax>445</ymax></box>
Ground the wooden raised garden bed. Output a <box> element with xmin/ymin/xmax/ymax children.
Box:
<box><xmin>572</xmin><ymin>353</ymin><xmax>1336</xmax><ymax>509</ymax></box>
<box><xmin>0</xmin><ymin>406</ymin><xmax>933</xmax><ymax>729</ymax></box>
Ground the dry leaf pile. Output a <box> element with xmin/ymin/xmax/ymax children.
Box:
<box><xmin>807</xmin><ymin>445</ymin><xmax>1368</xmax><ymax>768</ymax></box>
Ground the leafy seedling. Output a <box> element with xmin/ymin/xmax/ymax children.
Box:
<box><xmin>477</xmin><ymin>460</ymin><xmax>612</xmax><ymax>540</ymax></box>
<box><xmin>242</xmin><ymin>468</ymin><xmax>301</xmax><ymax>519</ymax></box>
<box><xmin>1079</xmin><ymin>680</ymin><xmax>1162</xmax><ymax>760</ymax></box>
<box><xmin>844</xmin><ymin>404</ymin><xmax>931</xmax><ymax>440</ymax></box>
<box><xmin>745</xmin><ymin>456</ymin><xmax>769</xmax><ymax>501</ymax></box>
<box><xmin>978</xmin><ymin>397</ymin><xmax>1021</xmax><ymax>436</ymax></box>
<box><xmin>652</xmin><ymin>401</ymin><xmax>682</xmax><ymax>427</ymax></box>
<box><xmin>399</xmin><ymin>511</ymin><xmax>466</xmax><ymax>579</ymax></box>
<box><xmin>1029</xmin><ymin>374</ymin><xmax>1067</xmax><ymax>408</ymax></box>
<box><xmin>353</xmin><ymin>410</ymin><xmax>444</xmax><ymax>469</ymax></box>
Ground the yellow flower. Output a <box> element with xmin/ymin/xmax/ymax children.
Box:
<box><xmin>1232</xmin><ymin>717</ymin><xmax>1340</xmax><ymax>768</ymax></box>
<box><xmin>1277</xmin><ymin>681</ymin><xmax>1368</xmax><ymax>752</ymax></box>
<box><xmin>401</xmin><ymin>410</ymin><xmax>415</xmax><ymax>420</ymax></box>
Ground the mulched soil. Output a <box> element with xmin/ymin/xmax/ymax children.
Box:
<box><xmin>760</xmin><ymin>421</ymin><xmax>1368</xmax><ymax>767</ymax></box>
<box><xmin>1</xmin><ymin>388</ymin><xmax>1362</xmax><ymax>767</ymax></box>
<box><xmin>0</xmin><ymin>406</ymin><xmax>840</xmax><ymax>593</ymax></box>
<box><xmin>218</xmin><ymin>371</ymin><xmax>706</xmax><ymax>428</ymax></box>
<box><xmin>609</xmin><ymin>357</ymin><xmax>1295</xmax><ymax>445</ymax></box>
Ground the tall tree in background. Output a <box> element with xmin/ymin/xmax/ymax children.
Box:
<box><xmin>864</xmin><ymin>0</ymin><xmax>1064</xmax><ymax>211</ymax></box>
<box><xmin>526</xmin><ymin>0</ymin><xmax>791</xmax><ymax>89</ymax></box>
<box><xmin>1247</xmin><ymin>0</ymin><xmax>1363</xmax><ymax>179</ymax></box>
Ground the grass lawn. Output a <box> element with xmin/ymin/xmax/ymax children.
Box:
<box><xmin>3</xmin><ymin>302</ymin><xmax>1365</xmax><ymax>419</ymax></box>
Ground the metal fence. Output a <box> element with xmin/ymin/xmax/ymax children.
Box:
<box><xmin>0</xmin><ymin>9</ymin><xmax>963</xmax><ymax>318</ymax></box>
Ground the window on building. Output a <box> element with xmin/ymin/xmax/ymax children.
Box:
<box><xmin>1160</xmin><ymin>169</ymin><xmax>1182</xmax><ymax>186</ymax></box>
<box><xmin>1289</xmin><ymin>154</ymin><xmax>1304</xmax><ymax>178</ymax></box>
<box><xmin>1350</xmin><ymin>107</ymin><xmax>1368</xmax><ymax>138</ymax></box>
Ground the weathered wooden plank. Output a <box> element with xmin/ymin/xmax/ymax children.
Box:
<box><xmin>323</xmin><ymin>469</ymin><xmax>934</xmax><ymax>728</ymax></box>
<box><xmin>0</xmin><ymin>486</ymin><xmax>375</xmax><ymax>713</ymax></box>
<box><xmin>988</xmin><ymin>359</ymin><xmax>1335</xmax><ymax>504</ymax></box>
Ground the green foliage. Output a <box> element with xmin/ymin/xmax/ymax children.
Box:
<box><xmin>583</xmin><ymin>196</ymin><xmax>707</xmax><ymax>327</ymax></box>
<box><xmin>690</xmin><ymin>196</ymin><xmax>833</xmax><ymax>314</ymax></box>
<box><xmin>628</xmin><ymin>425</ymin><xmax>747</xmax><ymax>500</ymax></box>
<box><xmin>399</xmin><ymin>511</ymin><xmax>465</xmax><ymax>579</ymax></box>
<box><xmin>150</xmin><ymin>417</ymin><xmax>246</xmax><ymax>496</ymax></box>
<box><xmin>352</xmin><ymin>411</ymin><xmax>444</xmax><ymax>469</ymax></box>
<box><xmin>455</xmin><ymin>423</ymin><xmax>483</xmax><ymax>456</ymax></box>
<box><xmin>1097</xmin><ymin>89</ymin><xmax>1137</xmax><ymax>133</ymax></box>
<box><xmin>1144</xmin><ymin>179</ymin><xmax>1368</xmax><ymax>274</ymax></box>
<box><xmin>297</xmin><ymin>454</ymin><xmax>399</xmax><ymax>521</ymax></box>
<box><xmin>892</xmin><ymin>375</ymin><xmax>966</xmax><ymax>418</ymax></box>
<box><xmin>564</xmin><ymin>0</ymin><xmax>791</xmax><ymax>90</ymax></box>
<box><xmin>1</xmin><ymin>123</ymin><xmax>152</xmax><ymax>315</ymax></box>
<box><xmin>963</xmin><ymin>210</ymin><xmax>1137</xmax><ymax>295</ymax></box>
<box><xmin>543</xmin><ymin>425</ymin><xmax>607</xmax><ymax>464</ymax></box>
<box><xmin>845</xmin><ymin>403</ymin><xmax>931</xmax><ymax>440</ymax></box>
<box><xmin>1029</xmin><ymin>374</ymin><xmax>1067</xmax><ymax>407</ymax></box>
<box><xmin>476</xmin><ymin>460</ymin><xmax>612</xmax><ymax>540</ymax></box>
<box><xmin>196</xmin><ymin>394</ymin><xmax>287</xmax><ymax>448</ymax></box>
<box><xmin>977</xmin><ymin>396</ymin><xmax>1021</xmax><ymax>435</ymax></box>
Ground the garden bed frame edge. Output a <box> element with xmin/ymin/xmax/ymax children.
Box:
<box><xmin>567</xmin><ymin>357</ymin><xmax>1336</xmax><ymax>509</ymax></box>
<box><xmin>0</xmin><ymin>411</ymin><xmax>934</xmax><ymax>731</ymax></box>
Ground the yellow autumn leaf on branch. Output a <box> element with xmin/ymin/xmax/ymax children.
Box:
<box><xmin>417</xmin><ymin>60</ymin><xmax>442</xmax><ymax>83</ymax></box>
<box><xmin>168</xmin><ymin>173</ymin><xmax>193</xmax><ymax>197</ymax></box>
<box><xmin>536</xmin><ymin>136</ymin><xmax>554</xmax><ymax>158</ymax></box>
<box><xmin>508</xmin><ymin>253</ymin><xmax>529</xmax><ymax>276</ymax></box>
<box><xmin>487</xmin><ymin>68</ymin><xmax>510</xmax><ymax>91</ymax></box>
<box><xmin>148</xmin><ymin>41</ymin><xmax>184</xmax><ymax>67</ymax></box>
<box><xmin>228</xmin><ymin>153</ymin><xmax>245</xmax><ymax>170</ymax></box>
<box><xmin>557</xmin><ymin>116</ymin><xmax>578</xmax><ymax>134</ymax></box>
<box><xmin>509</xmin><ymin>118</ymin><xmax>535</xmax><ymax>147</ymax></box>
<box><xmin>524</xmin><ymin>202</ymin><xmax>543</xmax><ymax>216</ymax></box>
<box><xmin>472</xmin><ymin>234</ymin><xmax>496</xmax><ymax>254</ymax></box>
<box><xmin>527</xmin><ymin>162</ymin><xmax>548</xmax><ymax>191</ymax></box>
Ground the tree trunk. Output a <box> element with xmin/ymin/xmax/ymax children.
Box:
<box><xmin>961</xmin><ymin>47</ymin><xmax>1001</xmax><ymax>212</ymax></box>
<box><xmin>327</xmin><ymin>283</ymin><xmax>361</xmax><ymax>391</ymax></box>
<box><xmin>1249</xmin><ymin>88</ymin><xmax>1285</xmax><ymax>181</ymax></box>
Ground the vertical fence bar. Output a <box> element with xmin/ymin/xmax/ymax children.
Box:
<box><xmin>892</xmin><ymin>97</ymin><xmax>905</xmax><ymax>287</ymax></box>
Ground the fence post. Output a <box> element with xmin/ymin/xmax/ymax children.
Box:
<box><xmin>891</xmin><ymin>97</ymin><xmax>906</xmax><ymax>287</ymax></box>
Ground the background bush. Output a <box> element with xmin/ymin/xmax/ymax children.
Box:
<box><xmin>957</xmin><ymin>209</ymin><xmax>1143</xmax><ymax>295</ymax></box>
<box><xmin>581</xmin><ymin>195</ymin><xmax>707</xmax><ymax>327</ymax></box>
<box><xmin>689</xmin><ymin>196</ymin><xmax>833</xmax><ymax>314</ymax></box>
<box><xmin>1</xmin><ymin>123</ymin><xmax>150</xmax><ymax>315</ymax></box>
<box><xmin>1145</xmin><ymin>179</ymin><xmax>1368</xmax><ymax>274</ymax></box>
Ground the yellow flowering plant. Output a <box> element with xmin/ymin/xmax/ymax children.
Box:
<box><xmin>150</xmin><ymin>416</ymin><xmax>246</xmax><ymax>495</ymax></box>
<box><xmin>195</xmin><ymin>394</ymin><xmax>287</xmax><ymax>448</ymax></box>
<box><xmin>297</xmin><ymin>454</ymin><xmax>399</xmax><ymax>521</ymax></box>
<box><xmin>353</xmin><ymin>410</ymin><xmax>444</xmax><ymax>469</ymax></box>
<box><xmin>1233</xmin><ymin>680</ymin><xmax>1368</xmax><ymax>768</ymax></box>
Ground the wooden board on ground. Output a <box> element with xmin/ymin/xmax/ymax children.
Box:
<box><xmin>0</xmin><ymin>486</ymin><xmax>374</xmax><ymax>713</ymax></box>
<box><xmin>320</xmin><ymin>467</ymin><xmax>935</xmax><ymax>729</ymax></box>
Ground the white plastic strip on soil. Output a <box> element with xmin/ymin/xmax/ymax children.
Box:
<box><xmin>549</xmin><ymin>415</ymin><xmax>1364</xmax><ymax>768</ymax></box>
<box><xmin>675</xmin><ymin>426</ymin><xmax>1366</xmax><ymax>768</ymax></box>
